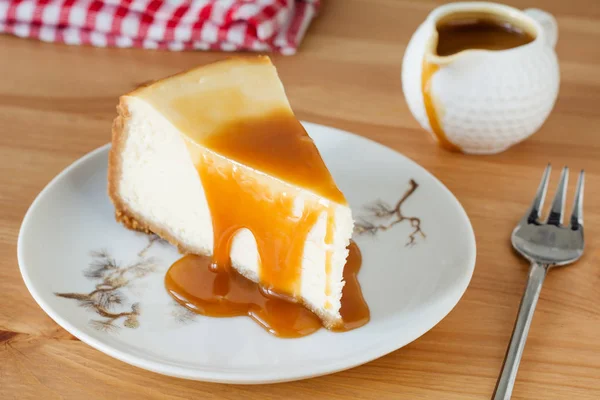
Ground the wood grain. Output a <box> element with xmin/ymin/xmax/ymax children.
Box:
<box><xmin>1</xmin><ymin>0</ymin><xmax>600</xmax><ymax>398</ymax></box>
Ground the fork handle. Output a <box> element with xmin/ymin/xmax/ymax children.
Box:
<box><xmin>492</xmin><ymin>262</ymin><xmax>548</xmax><ymax>400</ymax></box>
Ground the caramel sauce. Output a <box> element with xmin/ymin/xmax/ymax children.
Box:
<box><xmin>165</xmin><ymin>241</ymin><xmax>369</xmax><ymax>338</ymax></box>
<box><xmin>422</xmin><ymin>15</ymin><xmax>535</xmax><ymax>152</ymax></box>
<box><xmin>189</xmin><ymin>110</ymin><xmax>344</xmax><ymax>297</ymax></box>
<box><xmin>166</xmin><ymin>108</ymin><xmax>368</xmax><ymax>337</ymax></box>
<box><xmin>332</xmin><ymin>241</ymin><xmax>370</xmax><ymax>332</ymax></box>
<box><xmin>200</xmin><ymin>110</ymin><xmax>346</xmax><ymax>205</ymax></box>
<box><xmin>436</xmin><ymin>17</ymin><xmax>535</xmax><ymax>57</ymax></box>
<box><xmin>323</xmin><ymin>209</ymin><xmax>335</xmax><ymax>309</ymax></box>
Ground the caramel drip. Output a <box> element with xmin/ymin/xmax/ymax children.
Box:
<box><xmin>334</xmin><ymin>241</ymin><xmax>370</xmax><ymax>331</ymax></box>
<box><xmin>178</xmin><ymin>110</ymin><xmax>347</xmax><ymax>298</ymax></box>
<box><xmin>421</xmin><ymin>59</ymin><xmax>460</xmax><ymax>152</ymax></box>
<box><xmin>165</xmin><ymin>241</ymin><xmax>368</xmax><ymax>338</ymax></box>
<box><xmin>198</xmin><ymin>147</ymin><xmax>323</xmax><ymax>295</ymax></box>
<box><xmin>323</xmin><ymin>208</ymin><xmax>335</xmax><ymax>309</ymax></box>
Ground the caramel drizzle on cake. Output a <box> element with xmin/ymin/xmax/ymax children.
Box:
<box><xmin>165</xmin><ymin>110</ymin><xmax>368</xmax><ymax>337</ymax></box>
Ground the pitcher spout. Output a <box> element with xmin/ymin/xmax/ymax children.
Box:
<box><xmin>422</xmin><ymin>28</ymin><xmax>459</xmax><ymax>68</ymax></box>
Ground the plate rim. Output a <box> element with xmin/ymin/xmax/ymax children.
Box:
<box><xmin>17</xmin><ymin>121</ymin><xmax>477</xmax><ymax>384</ymax></box>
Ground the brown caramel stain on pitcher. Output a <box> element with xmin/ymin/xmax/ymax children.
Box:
<box><xmin>421</xmin><ymin>58</ymin><xmax>460</xmax><ymax>152</ymax></box>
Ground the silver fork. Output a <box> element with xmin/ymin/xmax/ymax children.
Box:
<box><xmin>492</xmin><ymin>165</ymin><xmax>585</xmax><ymax>400</ymax></box>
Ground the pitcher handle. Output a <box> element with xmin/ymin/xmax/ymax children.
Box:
<box><xmin>524</xmin><ymin>8</ymin><xmax>558</xmax><ymax>48</ymax></box>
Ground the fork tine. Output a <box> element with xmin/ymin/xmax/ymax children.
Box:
<box><xmin>570</xmin><ymin>170</ymin><xmax>585</xmax><ymax>229</ymax></box>
<box><xmin>547</xmin><ymin>166</ymin><xmax>569</xmax><ymax>226</ymax></box>
<box><xmin>526</xmin><ymin>164</ymin><xmax>551</xmax><ymax>223</ymax></box>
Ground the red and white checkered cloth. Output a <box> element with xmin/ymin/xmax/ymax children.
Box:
<box><xmin>0</xmin><ymin>0</ymin><xmax>320</xmax><ymax>54</ymax></box>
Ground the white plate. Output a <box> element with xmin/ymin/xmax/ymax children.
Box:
<box><xmin>18</xmin><ymin>122</ymin><xmax>476</xmax><ymax>384</ymax></box>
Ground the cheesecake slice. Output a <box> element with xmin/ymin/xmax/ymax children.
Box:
<box><xmin>108</xmin><ymin>57</ymin><xmax>354</xmax><ymax>328</ymax></box>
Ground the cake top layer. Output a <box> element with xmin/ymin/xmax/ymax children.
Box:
<box><xmin>127</xmin><ymin>56</ymin><xmax>346</xmax><ymax>205</ymax></box>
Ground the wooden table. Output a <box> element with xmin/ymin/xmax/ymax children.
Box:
<box><xmin>2</xmin><ymin>0</ymin><xmax>600</xmax><ymax>398</ymax></box>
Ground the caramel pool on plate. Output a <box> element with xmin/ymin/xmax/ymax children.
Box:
<box><xmin>165</xmin><ymin>240</ymin><xmax>369</xmax><ymax>338</ymax></box>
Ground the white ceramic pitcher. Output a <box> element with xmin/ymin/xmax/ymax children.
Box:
<box><xmin>402</xmin><ymin>2</ymin><xmax>559</xmax><ymax>154</ymax></box>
